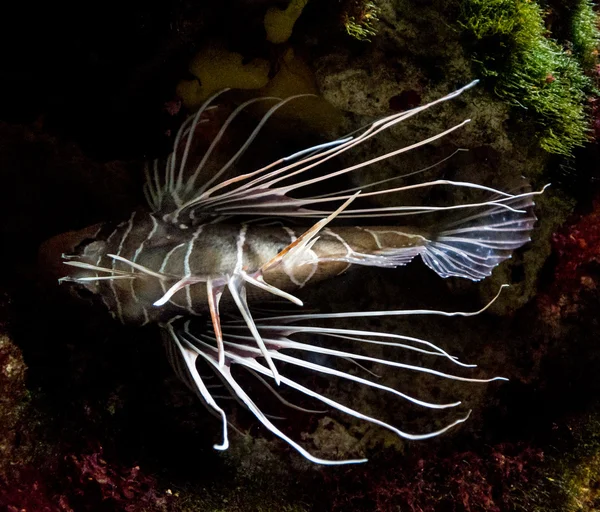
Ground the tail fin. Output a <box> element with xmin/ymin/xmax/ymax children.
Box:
<box><xmin>421</xmin><ymin>191</ymin><xmax>538</xmax><ymax>281</ymax></box>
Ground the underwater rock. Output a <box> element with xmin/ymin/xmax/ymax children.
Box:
<box><xmin>312</xmin><ymin>0</ymin><xmax>566</xmax><ymax>315</ymax></box>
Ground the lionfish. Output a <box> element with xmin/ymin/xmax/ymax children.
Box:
<box><xmin>51</xmin><ymin>81</ymin><xmax>541</xmax><ymax>464</ymax></box>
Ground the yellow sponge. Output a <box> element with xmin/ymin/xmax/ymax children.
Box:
<box><xmin>264</xmin><ymin>0</ymin><xmax>309</xmax><ymax>44</ymax></box>
<box><xmin>259</xmin><ymin>49</ymin><xmax>341</xmax><ymax>132</ymax></box>
<box><xmin>177</xmin><ymin>46</ymin><xmax>270</xmax><ymax>108</ymax></box>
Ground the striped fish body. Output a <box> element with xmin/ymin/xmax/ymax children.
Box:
<box><xmin>69</xmin><ymin>210</ymin><xmax>429</xmax><ymax>325</ymax></box>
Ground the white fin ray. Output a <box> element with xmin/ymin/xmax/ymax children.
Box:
<box><xmin>244</xmin><ymin>368</ymin><xmax>328</xmax><ymax>414</ymax></box>
<box><xmin>62</xmin><ymin>260</ymin><xmax>137</xmax><ymax>276</ymax></box>
<box><xmin>187</xmin><ymin>95</ymin><xmax>316</xmax><ymax>201</ymax></box>
<box><xmin>207</xmin><ymin>279</ymin><xmax>226</xmax><ymax>367</ymax></box>
<box><xmin>208</xmin><ymin>339</ymin><xmax>464</xmax><ymax>411</ymax></box>
<box><xmin>179</xmin><ymin>120</ymin><xmax>475</xmax><ymax>219</ymax></box>
<box><xmin>184</xmin><ymin>82</ymin><xmax>479</xmax><ymax>209</ymax></box>
<box><xmin>145</xmin><ymin>91</ymin><xmax>226</xmax><ymax>211</ymax></box>
<box><xmin>204</xmin><ymin>188</ymin><xmax>544</xmax><ymax>220</ymax></box>
<box><xmin>148</xmin><ymin>92</ymin><xmax>321</xmax><ymax>219</ymax></box>
<box><xmin>163</xmin><ymin>319</ymin><xmax>229</xmax><ymax>450</ymax></box>
<box><xmin>310</xmin><ymin>148</ymin><xmax>469</xmax><ymax>200</ymax></box>
<box><xmin>173</xmin><ymin>321</ymin><xmax>475</xmax><ymax>464</ymax></box>
<box><xmin>250</xmin><ymin>284</ymin><xmax>507</xmax><ymax>323</ymax></box>
<box><xmin>215</xmin><ymin>334</ymin><xmax>503</xmax><ymax>388</ymax></box>
<box><xmin>147</xmin><ymin>82</ymin><xmax>500</xmax><ymax>224</ymax></box>
<box><xmin>223</xmin><ymin>325</ymin><xmax>475</xmax><ymax>367</ymax></box>
<box><xmin>153</xmin><ymin>276</ymin><xmax>207</xmax><ymax>307</ymax></box>
<box><xmin>59</xmin><ymin>274</ymin><xmax>135</xmax><ymax>283</ymax></box>
<box><xmin>179</xmin><ymin>96</ymin><xmax>282</xmax><ymax>201</ymax></box>
<box><xmin>191</xmin><ymin>342</ymin><xmax>367</xmax><ymax>465</ymax></box>
<box><xmin>227</xmin><ymin>274</ymin><xmax>281</xmax><ymax>385</ymax></box>
<box><xmin>157</xmin><ymin>286</ymin><xmax>510</xmax><ymax>464</ymax></box>
<box><xmin>241</xmin><ymin>271</ymin><xmax>303</xmax><ymax>306</ymax></box>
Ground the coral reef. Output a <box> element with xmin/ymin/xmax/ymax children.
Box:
<box><xmin>0</xmin><ymin>0</ymin><xmax>599</xmax><ymax>510</ymax></box>
<box><xmin>66</xmin><ymin>449</ymin><xmax>172</xmax><ymax>512</ymax></box>
<box><xmin>2</xmin><ymin>445</ymin><xmax>174</xmax><ymax>512</ymax></box>
<box><xmin>538</xmin><ymin>192</ymin><xmax>600</xmax><ymax>329</ymax></box>
<box><xmin>323</xmin><ymin>443</ymin><xmax>546</xmax><ymax>512</ymax></box>
<box><xmin>553</xmin><ymin>414</ymin><xmax>600</xmax><ymax>512</ymax></box>
<box><xmin>0</xmin><ymin>333</ymin><xmax>28</xmax><ymax>473</ymax></box>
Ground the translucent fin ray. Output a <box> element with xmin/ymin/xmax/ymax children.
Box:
<box><xmin>163</xmin><ymin>320</ymin><xmax>229</xmax><ymax>450</ymax></box>
<box><xmin>421</xmin><ymin>191</ymin><xmax>538</xmax><ymax>280</ymax></box>
<box><xmin>146</xmin><ymin>82</ymin><xmax>495</xmax><ymax>225</ymax></box>
<box><xmin>158</xmin><ymin>287</ymin><xmax>507</xmax><ymax>464</ymax></box>
<box><xmin>175</xmin><ymin>321</ymin><xmax>475</xmax><ymax>464</ymax></box>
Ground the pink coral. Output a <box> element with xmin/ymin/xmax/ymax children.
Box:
<box><xmin>1</xmin><ymin>447</ymin><xmax>173</xmax><ymax>512</ymax></box>
<box><xmin>67</xmin><ymin>447</ymin><xmax>172</xmax><ymax>512</ymax></box>
<box><xmin>539</xmin><ymin>194</ymin><xmax>600</xmax><ymax>328</ymax></box>
<box><xmin>325</xmin><ymin>444</ymin><xmax>543</xmax><ymax>512</ymax></box>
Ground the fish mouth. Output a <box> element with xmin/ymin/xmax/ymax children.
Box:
<box><xmin>38</xmin><ymin>223</ymin><xmax>104</xmax><ymax>285</ymax></box>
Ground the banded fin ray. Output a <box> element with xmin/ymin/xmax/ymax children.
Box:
<box><xmin>145</xmin><ymin>92</ymin><xmax>325</xmax><ymax>214</ymax></box>
<box><xmin>164</xmin><ymin>319</ymin><xmax>230</xmax><ymax>451</ymax></box>
<box><xmin>147</xmin><ymin>81</ymin><xmax>522</xmax><ymax>225</ymax></box>
<box><xmin>162</xmin><ymin>286</ymin><xmax>508</xmax><ymax>465</ymax></box>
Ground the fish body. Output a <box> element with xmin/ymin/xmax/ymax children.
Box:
<box><xmin>68</xmin><ymin>209</ymin><xmax>428</xmax><ymax>324</ymax></box>
<box><xmin>53</xmin><ymin>83</ymin><xmax>543</xmax><ymax>464</ymax></box>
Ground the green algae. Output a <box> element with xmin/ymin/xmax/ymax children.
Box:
<box><xmin>460</xmin><ymin>0</ymin><xmax>594</xmax><ymax>156</ymax></box>
<box><xmin>342</xmin><ymin>1</ymin><xmax>381</xmax><ymax>42</ymax></box>
<box><xmin>531</xmin><ymin>413</ymin><xmax>600</xmax><ymax>512</ymax></box>
<box><xmin>571</xmin><ymin>0</ymin><xmax>600</xmax><ymax>71</ymax></box>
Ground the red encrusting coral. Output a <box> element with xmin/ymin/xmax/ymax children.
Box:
<box><xmin>552</xmin><ymin>199</ymin><xmax>600</xmax><ymax>283</ymax></box>
<box><xmin>324</xmin><ymin>443</ymin><xmax>544</xmax><ymax>512</ymax></box>
<box><xmin>2</xmin><ymin>467</ymin><xmax>72</xmax><ymax>512</ymax></box>
<box><xmin>1</xmin><ymin>447</ymin><xmax>173</xmax><ymax>512</ymax></box>
<box><xmin>538</xmin><ymin>193</ymin><xmax>600</xmax><ymax>327</ymax></box>
<box><xmin>67</xmin><ymin>447</ymin><xmax>172</xmax><ymax>512</ymax></box>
